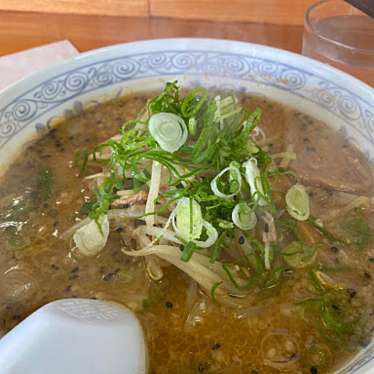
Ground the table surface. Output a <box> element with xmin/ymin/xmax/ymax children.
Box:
<box><xmin>0</xmin><ymin>10</ymin><xmax>303</xmax><ymax>56</ymax></box>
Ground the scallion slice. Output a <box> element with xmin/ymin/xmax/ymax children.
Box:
<box><xmin>149</xmin><ymin>112</ymin><xmax>188</xmax><ymax>153</ymax></box>
<box><xmin>214</xmin><ymin>95</ymin><xmax>241</xmax><ymax>126</ymax></box>
<box><xmin>264</xmin><ymin>241</ymin><xmax>271</xmax><ymax>270</ymax></box>
<box><xmin>172</xmin><ymin>197</ymin><xmax>203</xmax><ymax>242</ymax></box>
<box><xmin>282</xmin><ymin>241</ymin><xmax>316</xmax><ymax>268</ymax></box>
<box><xmin>210</xmin><ymin>163</ymin><xmax>242</xmax><ymax>199</ymax></box>
<box><xmin>243</xmin><ymin>157</ymin><xmax>266</xmax><ymax>206</ymax></box>
<box><xmin>73</xmin><ymin>214</ymin><xmax>109</xmax><ymax>256</ymax></box>
<box><xmin>172</xmin><ymin>198</ymin><xmax>218</xmax><ymax>249</ymax></box>
<box><xmin>232</xmin><ymin>202</ymin><xmax>257</xmax><ymax>230</ymax></box>
<box><xmin>193</xmin><ymin>220</ymin><xmax>219</xmax><ymax>248</ymax></box>
<box><xmin>286</xmin><ymin>184</ymin><xmax>310</xmax><ymax>221</ymax></box>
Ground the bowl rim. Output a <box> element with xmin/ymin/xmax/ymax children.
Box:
<box><xmin>0</xmin><ymin>37</ymin><xmax>373</xmax><ymax>100</ymax></box>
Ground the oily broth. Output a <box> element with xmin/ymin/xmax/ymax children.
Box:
<box><xmin>0</xmin><ymin>96</ymin><xmax>148</xmax><ymax>323</ymax></box>
<box><xmin>0</xmin><ymin>94</ymin><xmax>373</xmax><ymax>373</ymax></box>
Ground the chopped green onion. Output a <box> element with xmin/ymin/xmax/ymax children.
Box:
<box><xmin>188</xmin><ymin>117</ymin><xmax>197</xmax><ymax>136</ymax></box>
<box><xmin>321</xmin><ymin>304</ymin><xmax>354</xmax><ymax>336</ymax></box>
<box><xmin>282</xmin><ymin>241</ymin><xmax>316</xmax><ymax>268</ymax></box>
<box><xmin>36</xmin><ymin>167</ymin><xmax>54</xmax><ymax>201</ymax></box>
<box><xmin>210</xmin><ymin>231</ymin><xmax>227</xmax><ymax>263</ymax></box>
<box><xmin>314</xmin><ymin>270</ymin><xmax>343</xmax><ymax>290</ymax></box>
<box><xmin>211</xmin><ymin>281</ymin><xmax>223</xmax><ymax>303</ymax></box>
<box><xmin>222</xmin><ymin>263</ymin><xmax>254</xmax><ymax>290</ymax></box>
<box><xmin>232</xmin><ymin>202</ymin><xmax>257</xmax><ymax>230</ymax></box>
<box><xmin>181</xmin><ymin>241</ymin><xmax>198</xmax><ymax>262</ymax></box>
<box><xmin>73</xmin><ymin>148</ymin><xmax>89</xmax><ymax>176</ymax></box>
<box><xmin>308</xmin><ymin>216</ymin><xmax>343</xmax><ymax>244</ymax></box>
<box><xmin>285</xmin><ymin>183</ymin><xmax>310</xmax><ymax>221</ymax></box>
<box><xmin>171</xmin><ymin>195</ymin><xmax>218</xmax><ymax>249</ymax></box>
<box><xmin>210</xmin><ymin>163</ymin><xmax>242</xmax><ymax>199</ymax></box>
<box><xmin>193</xmin><ymin>220</ymin><xmax>219</xmax><ymax>248</ymax></box>
<box><xmin>264</xmin><ymin>241</ymin><xmax>271</xmax><ymax>270</ymax></box>
<box><xmin>243</xmin><ymin>157</ymin><xmax>267</xmax><ymax>206</ymax></box>
<box><xmin>172</xmin><ymin>197</ymin><xmax>202</xmax><ymax>242</ymax></box>
<box><xmin>181</xmin><ymin>87</ymin><xmax>208</xmax><ymax>118</ymax></box>
<box><xmin>73</xmin><ymin>214</ymin><xmax>109</xmax><ymax>256</ymax></box>
<box><xmin>217</xmin><ymin>219</ymin><xmax>234</xmax><ymax>229</ymax></box>
<box><xmin>149</xmin><ymin>112</ymin><xmax>188</xmax><ymax>153</ymax></box>
<box><xmin>342</xmin><ymin>208</ymin><xmax>372</xmax><ymax>250</ymax></box>
<box><xmin>148</xmin><ymin>81</ymin><xmax>180</xmax><ymax>114</ymax></box>
<box><xmin>214</xmin><ymin>95</ymin><xmax>241</xmax><ymax>125</ymax></box>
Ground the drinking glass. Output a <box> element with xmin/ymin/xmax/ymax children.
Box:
<box><xmin>302</xmin><ymin>0</ymin><xmax>374</xmax><ymax>86</ymax></box>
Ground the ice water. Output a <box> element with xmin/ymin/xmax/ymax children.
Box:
<box><xmin>303</xmin><ymin>15</ymin><xmax>374</xmax><ymax>86</ymax></box>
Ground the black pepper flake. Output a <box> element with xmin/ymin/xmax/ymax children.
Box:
<box><xmin>360</xmin><ymin>337</ymin><xmax>371</xmax><ymax>348</ymax></box>
<box><xmin>70</xmin><ymin>266</ymin><xmax>79</xmax><ymax>274</ymax></box>
<box><xmin>368</xmin><ymin>257</ymin><xmax>374</xmax><ymax>263</ymax></box>
<box><xmin>198</xmin><ymin>363</ymin><xmax>205</xmax><ymax>372</ymax></box>
<box><xmin>165</xmin><ymin>301</ymin><xmax>173</xmax><ymax>309</ymax></box>
<box><xmin>364</xmin><ymin>271</ymin><xmax>372</xmax><ymax>280</ymax></box>
<box><xmin>306</xmin><ymin>145</ymin><xmax>316</xmax><ymax>152</ymax></box>
<box><xmin>239</xmin><ymin>236</ymin><xmax>245</xmax><ymax>245</ymax></box>
<box><xmin>68</xmin><ymin>274</ymin><xmax>79</xmax><ymax>281</ymax></box>
<box><xmin>330</xmin><ymin>246</ymin><xmax>339</xmax><ymax>253</ymax></box>
<box><xmin>103</xmin><ymin>272</ymin><xmax>115</xmax><ymax>281</ymax></box>
<box><xmin>331</xmin><ymin>304</ymin><xmax>339</xmax><ymax>311</ymax></box>
<box><xmin>250</xmin><ymin>370</ymin><xmax>259</xmax><ymax>374</ymax></box>
<box><xmin>55</xmin><ymin>139</ymin><xmax>63</xmax><ymax>148</ymax></box>
<box><xmin>212</xmin><ymin>343</ymin><xmax>221</xmax><ymax>350</ymax></box>
<box><xmin>347</xmin><ymin>288</ymin><xmax>357</xmax><ymax>299</ymax></box>
<box><xmin>310</xmin><ymin>366</ymin><xmax>318</xmax><ymax>374</ymax></box>
<box><xmin>50</xmin><ymin>264</ymin><xmax>59</xmax><ymax>271</ymax></box>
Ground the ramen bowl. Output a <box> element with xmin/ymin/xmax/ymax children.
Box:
<box><xmin>0</xmin><ymin>38</ymin><xmax>373</xmax><ymax>373</ymax></box>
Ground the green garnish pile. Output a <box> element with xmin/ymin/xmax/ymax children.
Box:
<box><xmin>74</xmin><ymin>81</ymin><xmax>372</xmax><ymax>346</ymax></box>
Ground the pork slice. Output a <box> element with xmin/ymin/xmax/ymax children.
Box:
<box><xmin>285</xmin><ymin>111</ymin><xmax>373</xmax><ymax>195</ymax></box>
<box><xmin>111</xmin><ymin>190</ymin><xmax>147</xmax><ymax>208</ymax></box>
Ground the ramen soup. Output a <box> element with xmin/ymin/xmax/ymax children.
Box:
<box><xmin>1</xmin><ymin>83</ymin><xmax>374</xmax><ymax>374</ymax></box>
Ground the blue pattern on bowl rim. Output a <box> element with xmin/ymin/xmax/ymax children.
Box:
<box><xmin>0</xmin><ymin>38</ymin><xmax>373</xmax><ymax>373</ymax></box>
<box><xmin>1</xmin><ymin>49</ymin><xmax>373</xmax><ymax>152</ymax></box>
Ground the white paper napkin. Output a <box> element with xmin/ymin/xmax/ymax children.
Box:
<box><xmin>0</xmin><ymin>40</ymin><xmax>79</xmax><ymax>91</ymax></box>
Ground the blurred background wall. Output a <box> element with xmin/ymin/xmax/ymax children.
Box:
<box><xmin>0</xmin><ymin>0</ymin><xmax>315</xmax><ymax>25</ymax></box>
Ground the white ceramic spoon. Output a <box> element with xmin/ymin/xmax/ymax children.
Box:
<box><xmin>0</xmin><ymin>298</ymin><xmax>147</xmax><ymax>374</ymax></box>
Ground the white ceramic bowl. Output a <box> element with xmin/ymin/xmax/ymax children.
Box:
<box><xmin>0</xmin><ymin>38</ymin><xmax>373</xmax><ymax>373</ymax></box>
